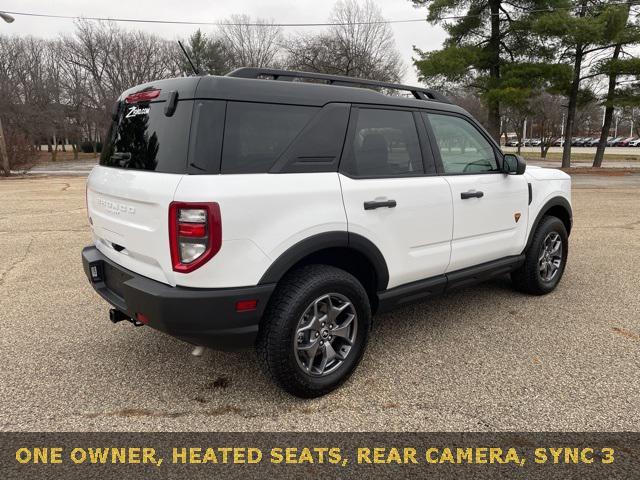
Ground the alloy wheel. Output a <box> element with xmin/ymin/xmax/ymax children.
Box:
<box><xmin>538</xmin><ymin>232</ymin><xmax>563</xmax><ymax>282</ymax></box>
<box><xmin>293</xmin><ymin>293</ymin><xmax>358</xmax><ymax>377</ymax></box>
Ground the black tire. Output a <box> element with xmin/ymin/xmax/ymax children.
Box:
<box><xmin>256</xmin><ymin>264</ymin><xmax>371</xmax><ymax>398</ymax></box>
<box><xmin>511</xmin><ymin>215</ymin><xmax>568</xmax><ymax>295</ymax></box>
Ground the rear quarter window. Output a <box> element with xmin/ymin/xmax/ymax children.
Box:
<box><xmin>100</xmin><ymin>100</ymin><xmax>193</xmax><ymax>173</ymax></box>
<box><xmin>221</xmin><ymin>102</ymin><xmax>318</xmax><ymax>174</ymax></box>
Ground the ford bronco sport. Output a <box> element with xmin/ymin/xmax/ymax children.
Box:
<box><xmin>82</xmin><ymin>68</ymin><xmax>572</xmax><ymax>398</ymax></box>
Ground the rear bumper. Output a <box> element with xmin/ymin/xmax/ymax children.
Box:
<box><xmin>81</xmin><ymin>245</ymin><xmax>275</xmax><ymax>350</ymax></box>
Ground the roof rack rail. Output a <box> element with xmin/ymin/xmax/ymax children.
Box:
<box><xmin>226</xmin><ymin>67</ymin><xmax>451</xmax><ymax>104</ymax></box>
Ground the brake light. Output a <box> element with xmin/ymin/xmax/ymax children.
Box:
<box><xmin>169</xmin><ymin>202</ymin><xmax>222</xmax><ymax>273</ymax></box>
<box><xmin>125</xmin><ymin>89</ymin><xmax>160</xmax><ymax>104</ymax></box>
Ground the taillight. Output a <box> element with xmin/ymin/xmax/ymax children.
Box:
<box><xmin>125</xmin><ymin>89</ymin><xmax>160</xmax><ymax>104</ymax></box>
<box><xmin>169</xmin><ymin>202</ymin><xmax>222</xmax><ymax>273</ymax></box>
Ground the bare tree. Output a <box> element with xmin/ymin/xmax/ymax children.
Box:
<box><xmin>218</xmin><ymin>15</ymin><xmax>282</xmax><ymax>69</ymax></box>
<box><xmin>285</xmin><ymin>0</ymin><xmax>403</xmax><ymax>82</ymax></box>
<box><xmin>60</xmin><ymin>20</ymin><xmax>182</xmax><ymax>151</ymax></box>
<box><xmin>0</xmin><ymin>35</ymin><xmax>50</xmax><ymax>169</ymax></box>
<box><xmin>502</xmin><ymin>106</ymin><xmax>529</xmax><ymax>154</ymax></box>
<box><xmin>531</xmin><ymin>93</ymin><xmax>565</xmax><ymax>158</ymax></box>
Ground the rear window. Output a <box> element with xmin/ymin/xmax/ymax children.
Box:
<box><xmin>100</xmin><ymin>100</ymin><xmax>193</xmax><ymax>173</ymax></box>
<box><xmin>221</xmin><ymin>102</ymin><xmax>318</xmax><ymax>174</ymax></box>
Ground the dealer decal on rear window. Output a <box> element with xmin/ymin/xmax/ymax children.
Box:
<box><xmin>125</xmin><ymin>105</ymin><xmax>150</xmax><ymax>118</ymax></box>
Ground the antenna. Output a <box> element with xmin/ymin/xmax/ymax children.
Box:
<box><xmin>178</xmin><ymin>41</ymin><xmax>200</xmax><ymax>76</ymax></box>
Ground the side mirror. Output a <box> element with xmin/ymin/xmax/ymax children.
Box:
<box><xmin>503</xmin><ymin>153</ymin><xmax>526</xmax><ymax>175</ymax></box>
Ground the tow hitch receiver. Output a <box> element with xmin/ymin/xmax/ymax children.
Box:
<box><xmin>109</xmin><ymin>309</ymin><xmax>144</xmax><ymax>327</ymax></box>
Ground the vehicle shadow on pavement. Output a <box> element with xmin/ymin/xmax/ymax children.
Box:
<box><xmin>93</xmin><ymin>274</ymin><xmax>522</xmax><ymax>409</ymax></box>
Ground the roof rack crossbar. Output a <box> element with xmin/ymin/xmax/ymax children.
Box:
<box><xmin>226</xmin><ymin>67</ymin><xmax>451</xmax><ymax>104</ymax></box>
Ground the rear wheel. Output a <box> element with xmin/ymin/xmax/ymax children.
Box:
<box><xmin>257</xmin><ymin>264</ymin><xmax>371</xmax><ymax>398</ymax></box>
<box><xmin>512</xmin><ymin>216</ymin><xmax>568</xmax><ymax>295</ymax></box>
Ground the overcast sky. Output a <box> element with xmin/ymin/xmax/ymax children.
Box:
<box><xmin>0</xmin><ymin>0</ymin><xmax>446</xmax><ymax>84</ymax></box>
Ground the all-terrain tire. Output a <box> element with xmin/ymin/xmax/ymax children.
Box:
<box><xmin>256</xmin><ymin>264</ymin><xmax>371</xmax><ymax>398</ymax></box>
<box><xmin>511</xmin><ymin>215</ymin><xmax>568</xmax><ymax>295</ymax></box>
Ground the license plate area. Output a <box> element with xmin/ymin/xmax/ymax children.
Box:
<box><xmin>103</xmin><ymin>262</ymin><xmax>131</xmax><ymax>299</ymax></box>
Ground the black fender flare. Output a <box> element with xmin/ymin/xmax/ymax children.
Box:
<box><xmin>524</xmin><ymin>196</ymin><xmax>573</xmax><ymax>253</ymax></box>
<box><xmin>259</xmin><ymin>231</ymin><xmax>389</xmax><ymax>291</ymax></box>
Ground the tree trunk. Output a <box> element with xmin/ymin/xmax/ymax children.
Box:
<box><xmin>51</xmin><ymin>133</ymin><xmax>58</xmax><ymax>162</ymax></box>
<box><xmin>561</xmin><ymin>0</ymin><xmax>589</xmax><ymax>168</ymax></box>
<box><xmin>593</xmin><ymin>43</ymin><xmax>622</xmax><ymax>168</ymax></box>
<box><xmin>72</xmin><ymin>143</ymin><xmax>79</xmax><ymax>160</ymax></box>
<box><xmin>486</xmin><ymin>0</ymin><xmax>502</xmax><ymax>141</ymax></box>
<box><xmin>562</xmin><ymin>48</ymin><xmax>583</xmax><ymax>168</ymax></box>
<box><xmin>0</xmin><ymin>117</ymin><xmax>9</xmax><ymax>176</ymax></box>
<box><xmin>541</xmin><ymin>145</ymin><xmax>549</xmax><ymax>159</ymax></box>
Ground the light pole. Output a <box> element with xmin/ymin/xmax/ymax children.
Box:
<box><xmin>0</xmin><ymin>12</ymin><xmax>15</xmax><ymax>23</ymax></box>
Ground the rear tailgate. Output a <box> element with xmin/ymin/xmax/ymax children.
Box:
<box><xmin>87</xmin><ymin>78</ymin><xmax>199</xmax><ymax>286</ymax></box>
<box><xmin>87</xmin><ymin>167</ymin><xmax>183</xmax><ymax>286</ymax></box>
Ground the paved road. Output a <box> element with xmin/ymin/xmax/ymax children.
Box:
<box><xmin>503</xmin><ymin>146</ymin><xmax>640</xmax><ymax>156</ymax></box>
<box><xmin>12</xmin><ymin>159</ymin><xmax>97</xmax><ymax>176</ymax></box>
<box><xmin>528</xmin><ymin>159</ymin><xmax>640</xmax><ymax>169</ymax></box>
<box><xmin>0</xmin><ymin>175</ymin><xmax>638</xmax><ymax>431</ymax></box>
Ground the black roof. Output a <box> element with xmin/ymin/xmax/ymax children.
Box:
<box><xmin>118</xmin><ymin>68</ymin><xmax>466</xmax><ymax>115</ymax></box>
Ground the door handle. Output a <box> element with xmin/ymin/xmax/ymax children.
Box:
<box><xmin>461</xmin><ymin>190</ymin><xmax>484</xmax><ymax>199</ymax></box>
<box><xmin>364</xmin><ymin>199</ymin><xmax>397</xmax><ymax>210</ymax></box>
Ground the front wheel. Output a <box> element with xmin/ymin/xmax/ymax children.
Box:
<box><xmin>257</xmin><ymin>265</ymin><xmax>371</xmax><ymax>398</ymax></box>
<box><xmin>511</xmin><ymin>215</ymin><xmax>569</xmax><ymax>295</ymax></box>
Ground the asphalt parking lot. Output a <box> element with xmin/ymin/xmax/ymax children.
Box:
<box><xmin>0</xmin><ymin>174</ymin><xmax>639</xmax><ymax>432</ymax></box>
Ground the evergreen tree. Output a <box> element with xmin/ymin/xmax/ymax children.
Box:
<box><xmin>592</xmin><ymin>4</ymin><xmax>640</xmax><ymax>167</ymax></box>
<box><xmin>535</xmin><ymin>1</ymin><xmax>631</xmax><ymax>167</ymax></box>
<box><xmin>411</xmin><ymin>0</ymin><xmax>569</xmax><ymax>141</ymax></box>
<box><xmin>182</xmin><ymin>29</ymin><xmax>229</xmax><ymax>75</ymax></box>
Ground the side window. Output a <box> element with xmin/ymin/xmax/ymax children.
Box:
<box><xmin>188</xmin><ymin>100</ymin><xmax>226</xmax><ymax>174</ymax></box>
<box><xmin>342</xmin><ymin>108</ymin><xmax>424</xmax><ymax>177</ymax></box>
<box><xmin>221</xmin><ymin>102</ymin><xmax>318</xmax><ymax>174</ymax></box>
<box><xmin>426</xmin><ymin>113</ymin><xmax>499</xmax><ymax>174</ymax></box>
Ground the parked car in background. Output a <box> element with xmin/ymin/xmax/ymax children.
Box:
<box><xmin>628</xmin><ymin>138</ymin><xmax>640</xmax><ymax>147</ymax></box>
<box><xmin>576</xmin><ymin>137</ymin><xmax>594</xmax><ymax>147</ymax></box>
<box><xmin>608</xmin><ymin>136</ymin><xmax>625</xmax><ymax>147</ymax></box>
<box><xmin>530</xmin><ymin>138</ymin><xmax>542</xmax><ymax>146</ymax></box>
<box><xmin>586</xmin><ymin>137</ymin><xmax>611</xmax><ymax>147</ymax></box>
<box><xmin>571</xmin><ymin>137</ymin><xmax>584</xmax><ymax>146</ymax></box>
<box><xmin>506</xmin><ymin>138</ymin><xmax>520</xmax><ymax>147</ymax></box>
<box><xmin>617</xmin><ymin>137</ymin><xmax>636</xmax><ymax>147</ymax></box>
<box><xmin>553</xmin><ymin>138</ymin><xmax>564</xmax><ymax>147</ymax></box>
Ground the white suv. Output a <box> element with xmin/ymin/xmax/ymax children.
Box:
<box><xmin>83</xmin><ymin>68</ymin><xmax>572</xmax><ymax>397</ymax></box>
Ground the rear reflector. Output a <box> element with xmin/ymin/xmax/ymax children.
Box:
<box><xmin>135</xmin><ymin>313</ymin><xmax>150</xmax><ymax>325</ymax></box>
<box><xmin>125</xmin><ymin>89</ymin><xmax>160</xmax><ymax>104</ymax></box>
<box><xmin>235</xmin><ymin>300</ymin><xmax>258</xmax><ymax>312</ymax></box>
